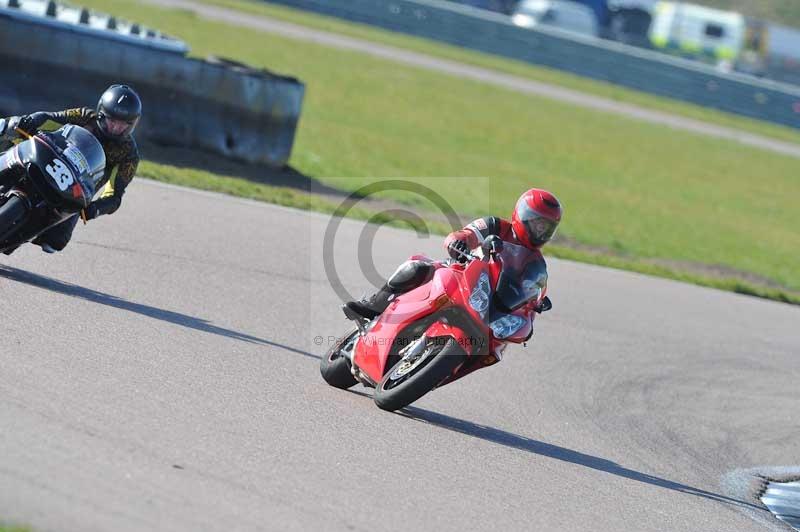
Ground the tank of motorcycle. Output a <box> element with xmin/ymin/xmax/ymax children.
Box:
<box><xmin>353</xmin><ymin>251</ymin><xmax>542</xmax><ymax>382</ymax></box>
<box><xmin>14</xmin><ymin>125</ymin><xmax>106</xmax><ymax>210</ymax></box>
<box><xmin>352</xmin><ymin>279</ymin><xmax>444</xmax><ymax>383</ymax></box>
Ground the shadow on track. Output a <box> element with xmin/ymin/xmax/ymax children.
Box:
<box><xmin>0</xmin><ymin>265</ymin><xmax>318</xmax><ymax>360</ymax></box>
<box><xmin>396</xmin><ymin>405</ymin><xmax>763</xmax><ymax>511</ymax></box>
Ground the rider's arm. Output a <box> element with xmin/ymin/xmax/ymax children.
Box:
<box><xmin>444</xmin><ymin>216</ymin><xmax>503</xmax><ymax>252</ymax></box>
<box><xmin>87</xmin><ymin>141</ymin><xmax>139</xmax><ymax>218</ymax></box>
<box><xmin>18</xmin><ymin>108</ymin><xmax>96</xmax><ymax>133</ymax></box>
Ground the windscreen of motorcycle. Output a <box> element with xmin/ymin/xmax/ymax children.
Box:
<box><xmin>13</xmin><ymin>126</ymin><xmax>104</xmax><ymax>208</ymax></box>
<box><xmin>494</xmin><ymin>242</ymin><xmax>548</xmax><ymax>312</ymax></box>
<box><xmin>45</xmin><ymin>125</ymin><xmax>107</xmax><ymax>193</ymax></box>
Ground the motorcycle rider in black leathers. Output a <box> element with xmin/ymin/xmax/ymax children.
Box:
<box><xmin>1</xmin><ymin>84</ymin><xmax>141</xmax><ymax>253</ymax></box>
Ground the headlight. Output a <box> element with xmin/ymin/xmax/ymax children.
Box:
<box><xmin>469</xmin><ymin>272</ymin><xmax>491</xmax><ymax>317</ymax></box>
<box><xmin>489</xmin><ymin>314</ymin><xmax>527</xmax><ymax>339</ymax></box>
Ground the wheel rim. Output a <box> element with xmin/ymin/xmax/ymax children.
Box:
<box><xmin>383</xmin><ymin>339</ymin><xmax>444</xmax><ymax>390</ymax></box>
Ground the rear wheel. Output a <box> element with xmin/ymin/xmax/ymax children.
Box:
<box><xmin>0</xmin><ymin>195</ymin><xmax>29</xmax><ymax>243</ymax></box>
<box><xmin>319</xmin><ymin>329</ymin><xmax>359</xmax><ymax>389</ymax></box>
<box><xmin>374</xmin><ymin>337</ymin><xmax>467</xmax><ymax>412</ymax></box>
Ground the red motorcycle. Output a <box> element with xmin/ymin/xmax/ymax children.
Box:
<box><xmin>321</xmin><ymin>236</ymin><xmax>552</xmax><ymax>411</ymax></box>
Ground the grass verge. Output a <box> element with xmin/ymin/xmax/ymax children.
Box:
<box><xmin>0</xmin><ymin>523</ymin><xmax>31</xmax><ymax>532</ymax></box>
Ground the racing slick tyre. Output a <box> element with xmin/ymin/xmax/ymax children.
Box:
<box><xmin>320</xmin><ymin>329</ymin><xmax>359</xmax><ymax>390</ymax></box>
<box><xmin>0</xmin><ymin>195</ymin><xmax>28</xmax><ymax>243</ymax></box>
<box><xmin>374</xmin><ymin>337</ymin><xmax>467</xmax><ymax>412</ymax></box>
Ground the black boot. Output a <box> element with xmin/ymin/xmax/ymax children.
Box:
<box><xmin>343</xmin><ymin>284</ymin><xmax>395</xmax><ymax>320</ymax></box>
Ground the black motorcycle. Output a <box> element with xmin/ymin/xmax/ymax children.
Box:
<box><xmin>0</xmin><ymin>121</ymin><xmax>105</xmax><ymax>253</ymax></box>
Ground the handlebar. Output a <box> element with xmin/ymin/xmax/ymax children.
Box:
<box><xmin>452</xmin><ymin>235</ymin><xmax>505</xmax><ymax>264</ymax></box>
<box><xmin>451</xmin><ymin>247</ymin><xmax>479</xmax><ymax>263</ymax></box>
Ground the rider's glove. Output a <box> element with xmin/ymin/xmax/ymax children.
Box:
<box><xmin>1</xmin><ymin>117</ymin><xmax>19</xmax><ymax>139</ymax></box>
<box><xmin>447</xmin><ymin>239</ymin><xmax>470</xmax><ymax>262</ymax></box>
<box><xmin>484</xmin><ymin>236</ymin><xmax>503</xmax><ymax>255</ymax></box>
<box><xmin>5</xmin><ymin>116</ymin><xmax>35</xmax><ymax>137</ymax></box>
<box><xmin>83</xmin><ymin>203</ymin><xmax>99</xmax><ymax>221</ymax></box>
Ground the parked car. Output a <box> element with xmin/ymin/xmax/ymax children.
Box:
<box><xmin>512</xmin><ymin>0</ymin><xmax>599</xmax><ymax>37</ymax></box>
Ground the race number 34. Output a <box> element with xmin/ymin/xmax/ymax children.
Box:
<box><xmin>45</xmin><ymin>159</ymin><xmax>74</xmax><ymax>191</ymax></box>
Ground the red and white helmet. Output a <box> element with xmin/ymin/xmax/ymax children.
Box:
<box><xmin>511</xmin><ymin>188</ymin><xmax>562</xmax><ymax>249</ymax></box>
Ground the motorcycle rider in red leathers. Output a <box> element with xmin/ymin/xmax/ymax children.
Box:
<box><xmin>345</xmin><ymin>188</ymin><xmax>563</xmax><ymax>320</ymax></box>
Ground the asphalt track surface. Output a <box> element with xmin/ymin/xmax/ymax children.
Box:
<box><xmin>149</xmin><ymin>0</ymin><xmax>800</xmax><ymax>159</ymax></box>
<box><xmin>1</xmin><ymin>180</ymin><xmax>798</xmax><ymax>531</ymax></box>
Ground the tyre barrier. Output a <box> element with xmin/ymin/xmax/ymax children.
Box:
<box><xmin>0</xmin><ymin>1</ymin><xmax>305</xmax><ymax>167</ymax></box>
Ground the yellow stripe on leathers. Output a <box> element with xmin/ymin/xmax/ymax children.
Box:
<box><xmin>100</xmin><ymin>165</ymin><xmax>119</xmax><ymax>199</ymax></box>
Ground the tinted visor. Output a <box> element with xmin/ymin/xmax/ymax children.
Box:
<box><xmin>98</xmin><ymin>113</ymin><xmax>137</xmax><ymax>137</ymax></box>
<box><xmin>516</xmin><ymin>201</ymin><xmax>558</xmax><ymax>246</ymax></box>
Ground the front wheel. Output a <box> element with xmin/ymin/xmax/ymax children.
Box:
<box><xmin>0</xmin><ymin>195</ymin><xmax>29</xmax><ymax>243</ymax></box>
<box><xmin>374</xmin><ymin>338</ymin><xmax>467</xmax><ymax>412</ymax></box>
<box><xmin>319</xmin><ymin>329</ymin><xmax>359</xmax><ymax>389</ymax></box>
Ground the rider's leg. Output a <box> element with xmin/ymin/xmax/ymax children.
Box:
<box><xmin>345</xmin><ymin>259</ymin><xmax>435</xmax><ymax>319</ymax></box>
<box><xmin>32</xmin><ymin>214</ymin><xmax>79</xmax><ymax>253</ymax></box>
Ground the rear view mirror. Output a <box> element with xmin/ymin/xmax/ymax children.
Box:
<box><xmin>535</xmin><ymin>296</ymin><xmax>552</xmax><ymax>314</ymax></box>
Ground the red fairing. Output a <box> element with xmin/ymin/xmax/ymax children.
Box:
<box><xmin>352</xmin><ymin>281</ymin><xmax>437</xmax><ymax>382</ymax></box>
<box><xmin>352</xmin><ymin>258</ymin><xmax>478</xmax><ymax>384</ymax></box>
<box><xmin>423</xmin><ymin>321</ymin><xmax>476</xmax><ymax>356</ymax></box>
<box><xmin>351</xmin><ymin>240</ymin><xmax>545</xmax><ymax>389</ymax></box>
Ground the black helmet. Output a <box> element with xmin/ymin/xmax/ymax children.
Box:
<box><xmin>96</xmin><ymin>84</ymin><xmax>141</xmax><ymax>138</ymax></box>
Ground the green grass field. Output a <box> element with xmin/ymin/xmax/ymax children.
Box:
<box><xmin>199</xmin><ymin>0</ymin><xmax>800</xmax><ymax>146</ymax></box>
<box><xmin>0</xmin><ymin>523</ymin><xmax>30</xmax><ymax>532</ymax></box>
<box><xmin>79</xmin><ymin>0</ymin><xmax>800</xmax><ymax>301</ymax></box>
